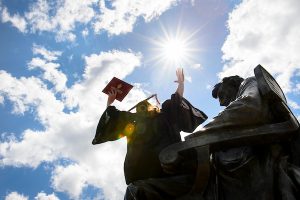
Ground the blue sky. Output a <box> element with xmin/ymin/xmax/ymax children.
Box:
<box><xmin>0</xmin><ymin>0</ymin><xmax>300</xmax><ymax>199</ymax></box>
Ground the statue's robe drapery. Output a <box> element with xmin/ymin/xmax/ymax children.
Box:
<box><xmin>92</xmin><ymin>93</ymin><xmax>207</xmax><ymax>199</ymax></box>
<box><xmin>204</xmin><ymin>77</ymin><xmax>300</xmax><ymax>200</ymax></box>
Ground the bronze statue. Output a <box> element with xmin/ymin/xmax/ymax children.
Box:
<box><xmin>204</xmin><ymin>74</ymin><xmax>277</xmax><ymax>199</ymax></box>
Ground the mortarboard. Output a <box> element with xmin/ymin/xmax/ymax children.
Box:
<box><xmin>102</xmin><ymin>77</ymin><xmax>133</xmax><ymax>102</ymax></box>
<box><xmin>128</xmin><ymin>94</ymin><xmax>160</xmax><ymax>112</ymax></box>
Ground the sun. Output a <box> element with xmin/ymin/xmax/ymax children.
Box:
<box><xmin>138</xmin><ymin>22</ymin><xmax>202</xmax><ymax>84</ymax></box>
<box><xmin>160</xmin><ymin>37</ymin><xmax>188</xmax><ymax>65</ymax></box>
<box><xmin>148</xmin><ymin>24</ymin><xmax>200</xmax><ymax>69</ymax></box>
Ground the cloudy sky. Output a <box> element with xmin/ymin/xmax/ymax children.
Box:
<box><xmin>1</xmin><ymin>0</ymin><xmax>300</xmax><ymax>199</ymax></box>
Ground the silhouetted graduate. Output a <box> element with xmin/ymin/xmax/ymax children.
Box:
<box><xmin>92</xmin><ymin>69</ymin><xmax>207</xmax><ymax>199</ymax></box>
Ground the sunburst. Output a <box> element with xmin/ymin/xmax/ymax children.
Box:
<box><xmin>160</xmin><ymin>37</ymin><xmax>188</xmax><ymax>65</ymax></box>
<box><xmin>132</xmin><ymin>21</ymin><xmax>203</xmax><ymax>86</ymax></box>
<box><xmin>149</xmin><ymin>22</ymin><xmax>201</xmax><ymax>69</ymax></box>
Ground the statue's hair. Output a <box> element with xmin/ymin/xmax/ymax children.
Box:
<box><xmin>212</xmin><ymin>75</ymin><xmax>244</xmax><ymax>99</ymax></box>
<box><xmin>212</xmin><ymin>83</ymin><xmax>222</xmax><ymax>99</ymax></box>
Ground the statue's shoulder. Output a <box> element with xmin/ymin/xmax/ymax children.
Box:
<box><xmin>254</xmin><ymin>64</ymin><xmax>287</xmax><ymax>103</ymax></box>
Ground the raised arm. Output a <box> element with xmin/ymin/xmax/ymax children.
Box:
<box><xmin>162</xmin><ymin>68</ymin><xmax>207</xmax><ymax>134</ymax></box>
<box><xmin>175</xmin><ymin>68</ymin><xmax>184</xmax><ymax>97</ymax></box>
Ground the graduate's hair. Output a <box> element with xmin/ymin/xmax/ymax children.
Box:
<box><xmin>136</xmin><ymin>100</ymin><xmax>160</xmax><ymax>113</ymax></box>
<box><xmin>136</xmin><ymin>100</ymin><xmax>151</xmax><ymax>113</ymax></box>
<box><xmin>212</xmin><ymin>75</ymin><xmax>244</xmax><ymax>99</ymax></box>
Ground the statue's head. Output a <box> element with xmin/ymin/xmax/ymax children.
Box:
<box><xmin>136</xmin><ymin>100</ymin><xmax>160</xmax><ymax>116</ymax></box>
<box><xmin>212</xmin><ymin>75</ymin><xmax>244</xmax><ymax>106</ymax></box>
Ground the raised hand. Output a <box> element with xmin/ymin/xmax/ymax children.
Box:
<box><xmin>107</xmin><ymin>88</ymin><xmax>117</xmax><ymax>107</ymax></box>
<box><xmin>175</xmin><ymin>68</ymin><xmax>184</xmax><ymax>96</ymax></box>
<box><xmin>175</xmin><ymin>68</ymin><xmax>184</xmax><ymax>84</ymax></box>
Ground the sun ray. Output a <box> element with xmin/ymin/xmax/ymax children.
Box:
<box><xmin>132</xmin><ymin>19</ymin><xmax>205</xmax><ymax>87</ymax></box>
<box><xmin>146</xmin><ymin>20</ymin><xmax>203</xmax><ymax>71</ymax></box>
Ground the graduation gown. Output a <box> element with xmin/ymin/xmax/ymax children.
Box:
<box><xmin>92</xmin><ymin>93</ymin><xmax>207</xmax><ymax>184</ymax></box>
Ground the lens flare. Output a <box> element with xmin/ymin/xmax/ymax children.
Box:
<box><xmin>117</xmin><ymin>133</ymin><xmax>124</xmax><ymax>139</ymax></box>
<box><xmin>124</xmin><ymin>123</ymin><xmax>135</xmax><ymax>136</ymax></box>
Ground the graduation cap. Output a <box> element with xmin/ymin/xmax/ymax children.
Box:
<box><xmin>128</xmin><ymin>94</ymin><xmax>160</xmax><ymax>112</ymax></box>
<box><xmin>102</xmin><ymin>77</ymin><xmax>133</xmax><ymax>102</ymax></box>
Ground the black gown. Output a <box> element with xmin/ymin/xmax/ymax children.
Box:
<box><xmin>92</xmin><ymin>93</ymin><xmax>207</xmax><ymax>199</ymax></box>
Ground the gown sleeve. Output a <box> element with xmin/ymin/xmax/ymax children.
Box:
<box><xmin>92</xmin><ymin>106</ymin><xmax>134</xmax><ymax>145</ymax></box>
<box><xmin>162</xmin><ymin>93</ymin><xmax>207</xmax><ymax>133</ymax></box>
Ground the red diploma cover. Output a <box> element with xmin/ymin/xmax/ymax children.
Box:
<box><xmin>102</xmin><ymin>77</ymin><xmax>133</xmax><ymax>102</ymax></box>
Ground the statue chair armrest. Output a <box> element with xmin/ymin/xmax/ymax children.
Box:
<box><xmin>160</xmin><ymin>118</ymin><xmax>299</xmax><ymax>167</ymax></box>
<box><xmin>159</xmin><ymin>116</ymin><xmax>299</xmax><ymax>194</ymax></box>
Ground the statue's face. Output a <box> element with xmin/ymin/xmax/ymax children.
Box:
<box><xmin>217</xmin><ymin>82</ymin><xmax>238</xmax><ymax>106</ymax></box>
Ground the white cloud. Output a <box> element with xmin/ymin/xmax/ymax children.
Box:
<box><xmin>82</xmin><ymin>28</ymin><xmax>89</xmax><ymax>38</ymax></box>
<box><xmin>1</xmin><ymin>0</ymin><xmax>188</xmax><ymax>41</ymax></box>
<box><xmin>0</xmin><ymin>129</ymin><xmax>60</xmax><ymax>168</ymax></box>
<box><xmin>25</xmin><ymin>0</ymin><xmax>56</xmax><ymax>32</ymax></box>
<box><xmin>190</xmin><ymin>63</ymin><xmax>202</xmax><ymax>70</ymax></box>
<box><xmin>55</xmin><ymin>31</ymin><xmax>76</xmax><ymax>43</ymax></box>
<box><xmin>28</xmin><ymin>45</ymin><xmax>67</xmax><ymax>92</ymax></box>
<box><xmin>0</xmin><ymin>132</ymin><xmax>17</xmax><ymax>142</ymax></box>
<box><xmin>33</xmin><ymin>44</ymin><xmax>62</xmax><ymax>62</ymax></box>
<box><xmin>94</xmin><ymin>0</ymin><xmax>180</xmax><ymax>35</ymax></box>
<box><xmin>220</xmin><ymin>0</ymin><xmax>300</xmax><ymax>94</ymax></box>
<box><xmin>63</xmin><ymin>50</ymin><xmax>142</xmax><ymax>110</ymax></box>
<box><xmin>51</xmin><ymin>164</ymin><xmax>87</xmax><ymax>199</ymax></box>
<box><xmin>35</xmin><ymin>192</ymin><xmax>59</xmax><ymax>200</ymax></box>
<box><xmin>288</xmin><ymin>98</ymin><xmax>300</xmax><ymax>110</ymax></box>
<box><xmin>295</xmin><ymin>83</ymin><xmax>300</xmax><ymax>93</ymax></box>
<box><xmin>28</xmin><ymin>57</ymin><xmax>67</xmax><ymax>92</ymax></box>
<box><xmin>0</xmin><ymin>70</ymin><xmax>63</xmax><ymax>116</ymax></box>
<box><xmin>5</xmin><ymin>192</ymin><xmax>28</xmax><ymax>200</ymax></box>
<box><xmin>185</xmin><ymin>75</ymin><xmax>192</xmax><ymax>83</ymax></box>
<box><xmin>0</xmin><ymin>95</ymin><xmax>4</xmax><ymax>104</ymax></box>
<box><xmin>5</xmin><ymin>191</ymin><xmax>58</xmax><ymax>200</ymax></box>
<box><xmin>0</xmin><ymin>47</ymin><xmax>144</xmax><ymax>199</ymax></box>
<box><xmin>84</xmin><ymin>50</ymin><xmax>141</xmax><ymax>80</ymax></box>
<box><xmin>25</xmin><ymin>0</ymin><xmax>97</xmax><ymax>42</ymax></box>
<box><xmin>53</xmin><ymin>0</ymin><xmax>96</xmax><ymax>32</ymax></box>
<box><xmin>1</xmin><ymin>7</ymin><xmax>27</xmax><ymax>32</ymax></box>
